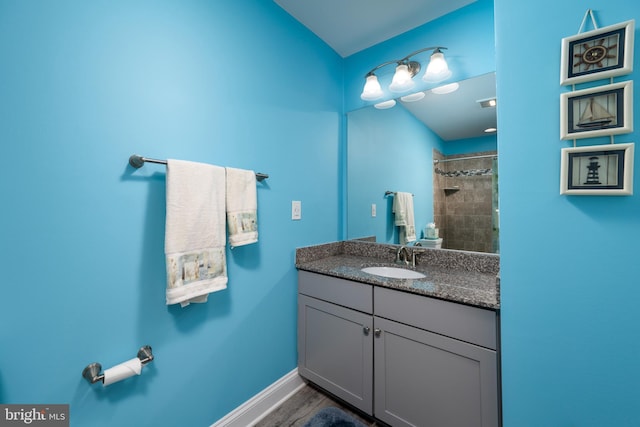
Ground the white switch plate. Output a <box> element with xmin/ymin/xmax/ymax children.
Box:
<box><xmin>371</xmin><ymin>203</ymin><xmax>376</xmax><ymax>217</ymax></box>
<box><xmin>292</xmin><ymin>200</ymin><xmax>301</xmax><ymax>220</ymax></box>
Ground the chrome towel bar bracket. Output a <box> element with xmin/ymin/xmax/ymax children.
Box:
<box><xmin>128</xmin><ymin>154</ymin><xmax>269</xmax><ymax>182</ymax></box>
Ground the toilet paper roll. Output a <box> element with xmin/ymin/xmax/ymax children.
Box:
<box><xmin>102</xmin><ymin>357</ymin><xmax>142</xmax><ymax>386</ymax></box>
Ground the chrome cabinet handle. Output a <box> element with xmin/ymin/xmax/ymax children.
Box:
<box><xmin>374</xmin><ymin>328</ymin><xmax>382</xmax><ymax>337</ymax></box>
<box><xmin>363</xmin><ymin>326</ymin><xmax>370</xmax><ymax>335</ymax></box>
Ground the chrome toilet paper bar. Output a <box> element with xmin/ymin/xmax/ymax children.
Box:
<box><xmin>82</xmin><ymin>345</ymin><xmax>154</xmax><ymax>385</ymax></box>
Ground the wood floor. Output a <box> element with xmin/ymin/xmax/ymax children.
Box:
<box><xmin>254</xmin><ymin>383</ymin><xmax>385</xmax><ymax>427</ymax></box>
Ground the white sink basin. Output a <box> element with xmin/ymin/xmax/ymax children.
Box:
<box><xmin>361</xmin><ymin>266</ymin><xmax>426</xmax><ymax>279</ymax></box>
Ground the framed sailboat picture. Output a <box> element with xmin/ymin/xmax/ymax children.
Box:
<box><xmin>560</xmin><ymin>20</ymin><xmax>634</xmax><ymax>85</ymax></box>
<box><xmin>560</xmin><ymin>143</ymin><xmax>634</xmax><ymax>195</ymax></box>
<box><xmin>560</xmin><ymin>81</ymin><xmax>633</xmax><ymax>140</ymax></box>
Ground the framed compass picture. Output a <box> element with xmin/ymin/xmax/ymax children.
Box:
<box><xmin>560</xmin><ymin>81</ymin><xmax>633</xmax><ymax>140</ymax></box>
<box><xmin>560</xmin><ymin>143</ymin><xmax>634</xmax><ymax>195</ymax></box>
<box><xmin>560</xmin><ymin>20</ymin><xmax>634</xmax><ymax>85</ymax></box>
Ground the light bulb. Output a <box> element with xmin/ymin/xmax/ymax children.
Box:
<box><xmin>389</xmin><ymin>63</ymin><xmax>415</xmax><ymax>92</ymax></box>
<box><xmin>360</xmin><ymin>74</ymin><xmax>384</xmax><ymax>101</ymax></box>
<box><xmin>423</xmin><ymin>50</ymin><xmax>452</xmax><ymax>83</ymax></box>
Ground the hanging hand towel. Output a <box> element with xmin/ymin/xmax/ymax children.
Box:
<box><xmin>392</xmin><ymin>192</ymin><xmax>416</xmax><ymax>244</ymax></box>
<box><xmin>225</xmin><ymin>167</ymin><xmax>258</xmax><ymax>248</ymax></box>
<box><xmin>165</xmin><ymin>160</ymin><xmax>227</xmax><ymax>307</ymax></box>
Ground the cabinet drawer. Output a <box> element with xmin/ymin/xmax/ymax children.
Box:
<box><xmin>298</xmin><ymin>271</ymin><xmax>373</xmax><ymax>314</ymax></box>
<box><xmin>375</xmin><ymin>286</ymin><xmax>497</xmax><ymax>349</ymax></box>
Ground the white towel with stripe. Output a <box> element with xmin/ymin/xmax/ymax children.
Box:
<box><xmin>165</xmin><ymin>159</ymin><xmax>228</xmax><ymax>307</ymax></box>
<box><xmin>226</xmin><ymin>167</ymin><xmax>258</xmax><ymax>248</ymax></box>
<box><xmin>392</xmin><ymin>192</ymin><xmax>416</xmax><ymax>244</ymax></box>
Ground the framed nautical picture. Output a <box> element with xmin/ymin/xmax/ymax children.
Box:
<box><xmin>560</xmin><ymin>19</ymin><xmax>634</xmax><ymax>85</ymax></box>
<box><xmin>560</xmin><ymin>81</ymin><xmax>633</xmax><ymax>140</ymax></box>
<box><xmin>560</xmin><ymin>143</ymin><xmax>634</xmax><ymax>195</ymax></box>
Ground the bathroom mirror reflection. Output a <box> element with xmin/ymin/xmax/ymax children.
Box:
<box><xmin>346</xmin><ymin>72</ymin><xmax>499</xmax><ymax>253</ymax></box>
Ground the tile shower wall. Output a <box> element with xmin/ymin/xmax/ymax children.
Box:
<box><xmin>433</xmin><ymin>149</ymin><xmax>497</xmax><ymax>253</ymax></box>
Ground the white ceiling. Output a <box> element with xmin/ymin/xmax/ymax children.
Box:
<box><xmin>273</xmin><ymin>0</ymin><xmax>496</xmax><ymax>141</ymax></box>
<box><xmin>401</xmin><ymin>73</ymin><xmax>496</xmax><ymax>141</ymax></box>
<box><xmin>273</xmin><ymin>0</ymin><xmax>476</xmax><ymax>57</ymax></box>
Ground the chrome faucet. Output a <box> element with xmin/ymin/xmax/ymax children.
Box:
<box><xmin>395</xmin><ymin>245</ymin><xmax>411</xmax><ymax>266</ymax></box>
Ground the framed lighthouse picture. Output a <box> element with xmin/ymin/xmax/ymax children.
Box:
<box><xmin>560</xmin><ymin>143</ymin><xmax>634</xmax><ymax>195</ymax></box>
<box><xmin>560</xmin><ymin>81</ymin><xmax>633</xmax><ymax>140</ymax></box>
<box><xmin>560</xmin><ymin>19</ymin><xmax>634</xmax><ymax>85</ymax></box>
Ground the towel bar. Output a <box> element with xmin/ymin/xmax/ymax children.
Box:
<box><xmin>82</xmin><ymin>345</ymin><xmax>154</xmax><ymax>385</ymax></box>
<box><xmin>385</xmin><ymin>191</ymin><xmax>414</xmax><ymax>196</ymax></box>
<box><xmin>129</xmin><ymin>154</ymin><xmax>269</xmax><ymax>181</ymax></box>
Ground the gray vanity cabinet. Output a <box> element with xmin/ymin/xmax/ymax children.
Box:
<box><xmin>297</xmin><ymin>271</ymin><xmax>374</xmax><ymax>414</ymax></box>
<box><xmin>374</xmin><ymin>287</ymin><xmax>499</xmax><ymax>427</ymax></box>
<box><xmin>298</xmin><ymin>271</ymin><xmax>500</xmax><ymax>427</ymax></box>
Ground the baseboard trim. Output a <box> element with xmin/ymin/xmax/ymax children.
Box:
<box><xmin>210</xmin><ymin>368</ymin><xmax>306</xmax><ymax>427</ymax></box>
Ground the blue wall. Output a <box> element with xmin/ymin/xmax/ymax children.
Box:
<box><xmin>495</xmin><ymin>1</ymin><xmax>640</xmax><ymax>426</ymax></box>
<box><xmin>444</xmin><ymin>134</ymin><xmax>497</xmax><ymax>155</ymax></box>
<box><xmin>3</xmin><ymin>0</ymin><xmax>638</xmax><ymax>425</ymax></box>
<box><xmin>0</xmin><ymin>1</ymin><xmax>342</xmax><ymax>426</ymax></box>
<box><xmin>347</xmin><ymin>105</ymin><xmax>441</xmax><ymax>242</ymax></box>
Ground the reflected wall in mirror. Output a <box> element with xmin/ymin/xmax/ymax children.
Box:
<box><xmin>433</xmin><ymin>149</ymin><xmax>499</xmax><ymax>253</ymax></box>
<box><xmin>347</xmin><ymin>72</ymin><xmax>498</xmax><ymax>253</ymax></box>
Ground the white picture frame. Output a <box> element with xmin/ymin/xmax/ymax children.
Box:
<box><xmin>560</xmin><ymin>143</ymin><xmax>634</xmax><ymax>195</ymax></box>
<box><xmin>560</xmin><ymin>19</ymin><xmax>634</xmax><ymax>85</ymax></box>
<box><xmin>560</xmin><ymin>81</ymin><xmax>633</xmax><ymax>140</ymax></box>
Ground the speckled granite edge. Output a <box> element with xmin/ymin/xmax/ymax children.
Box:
<box><xmin>295</xmin><ymin>240</ymin><xmax>501</xmax><ymax>309</ymax></box>
<box><xmin>295</xmin><ymin>241</ymin><xmax>345</xmax><ymax>264</ymax></box>
<box><xmin>295</xmin><ymin>240</ymin><xmax>500</xmax><ymax>274</ymax></box>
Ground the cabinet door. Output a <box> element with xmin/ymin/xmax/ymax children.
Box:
<box><xmin>374</xmin><ymin>317</ymin><xmax>499</xmax><ymax>427</ymax></box>
<box><xmin>298</xmin><ymin>295</ymin><xmax>373</xmax><ymax>414</ymax></box>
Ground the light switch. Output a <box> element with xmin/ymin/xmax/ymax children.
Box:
<box><xmin>371</xmin><ymin>203</ymin><xmax>377</xmax><ymax>217</ymax></box>
<box><xmin>292</xmin><ymin>201</ymin><xmax>301</xmax><ymax>220</ymax></box>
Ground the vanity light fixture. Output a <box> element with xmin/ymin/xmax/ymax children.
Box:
<box><xmin>360</xmin><ymin>47</ymin><xmax>451</xmax><ymax>101</ymax></box>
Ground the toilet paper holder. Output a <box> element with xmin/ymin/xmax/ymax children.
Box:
<box><xmin>82</xmin><ymin>345</ymin><xmax>154</xmax><ymax>384</ymax></box>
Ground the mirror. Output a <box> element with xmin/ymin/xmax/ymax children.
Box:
<box><xmin>346</xmin><ymin>72</ymin><xmax>498</xmax><ymax>253</ymax></box>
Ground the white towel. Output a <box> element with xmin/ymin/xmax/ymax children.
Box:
<box><xmin>392</xmin><ymin>192</ymin><xmax>416</xmax><ymax>244</ymax></box>
<box><xmin>225</xmin><ymin>167</ymin><xmax>258</xmax><ymax>248</ymax></box>
<box><xmin>165</xmin><ymin>160</ymin><xmax>228</xmax><ymax>307</ymax></box>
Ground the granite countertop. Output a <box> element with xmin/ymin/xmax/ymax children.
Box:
<box><xmin>296</xmin><ymin>240</ymin><xmax>500</xmax><ymax>310</ymax></box>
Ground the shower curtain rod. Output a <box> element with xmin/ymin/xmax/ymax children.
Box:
<box><xmin>433</xmin><ymin>154</ymin><xmax>497</xmax><ymax>164</ymax></box>
<box><xmin>128</xmin><ymin>154</ymin><xmax>269</xmax><ymax>181</ymax></box>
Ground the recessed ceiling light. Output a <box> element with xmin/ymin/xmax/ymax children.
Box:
<box><xmin>484</xmin><ymin>127</ymin><xmax>497</xmax><ymax>133</ymax></box>
<box><xmin>477</xmin><ymin>98</ymin><xmax>497</xmax><ymax>108</ymax></box>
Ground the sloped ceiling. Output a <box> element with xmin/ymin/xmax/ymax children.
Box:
<box><xmin>273</xmin><ymin>0</ymin><xmax>475</xmax><ymax>57</ymax></box>
<box><xmin>273</xmin><ymin>0</ymin><xmax>496</xmax><ymax>141</ymax></box>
